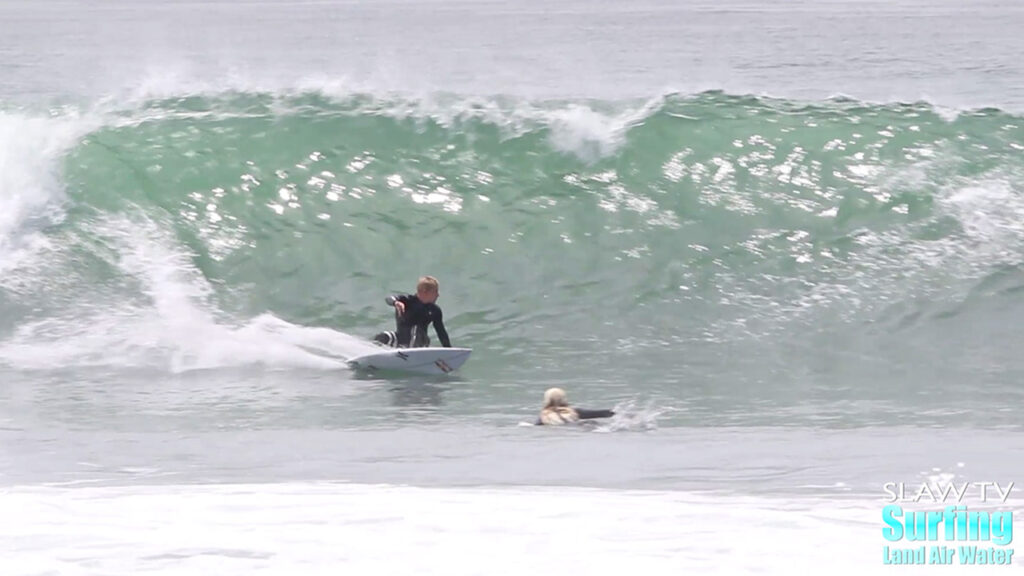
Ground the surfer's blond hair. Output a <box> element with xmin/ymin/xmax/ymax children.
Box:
<box><xmin>417</xmin><ymin>276</ymin><xmax>439</xmax><ymax>293</ymax></box>
<box><xmin>539</xmin><ymin>387</ymin><xmax>580</xmax><ymax>425</ymax></box>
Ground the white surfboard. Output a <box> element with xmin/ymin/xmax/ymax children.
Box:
<box><xmin>347</xmin><ymin>347</ymin><xmax>472</xmax><ymax>375</ymax></box>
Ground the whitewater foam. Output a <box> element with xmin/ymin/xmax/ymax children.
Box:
<box><xmin>0</xmin><ymin>213</ymin><xmax>380</xmax><ymax>372</ymax></box>
<box><xmin>0</xmin><ymin>108</ymin><xmax>95</xmax><ymax>278</ymax></box>
<box><xmin>5</xmin><ymin>481</ymin><xmax>1017</xmax><ymax>576</ymax></box>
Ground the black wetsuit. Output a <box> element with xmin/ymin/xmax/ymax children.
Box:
<box><xmin>535</xmin><ymin>408</ymin><xmax>616</xmax><ymax>425</ymax></box>
<box><xmin>373</xmin><ymin>294</ymin><xmax>451</xmax><ymax>348</ymax></box>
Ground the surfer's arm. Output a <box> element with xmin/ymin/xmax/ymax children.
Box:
<box><xmin>575</xmin><ymin>408</ymin><xmax>615</xmax><ymax>420</ymax></box>
<box><xmin>384</xmin><ymin>294</ymin><xmax>408</xmax><ymax>306</ymax></box>
<box><xmin>385</xmin><ymin>294</ymin><xmax>409</xmax><ymax>315</ymax></box>
<box><xmin>432</xmin><ymin>309</ymin><xmax>452</xmax><ymax>347</ymax></box>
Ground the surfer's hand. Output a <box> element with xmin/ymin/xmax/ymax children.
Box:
<box><xmin>394</xmin><ymin>301</ymin><xmax>405</xmax><ymax>316</ymax></box>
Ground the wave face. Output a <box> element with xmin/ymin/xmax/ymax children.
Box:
<box><xmin>2</xmin><ymin>91</ymin><xmax>1024</xmax><ymax>423</ymax></box>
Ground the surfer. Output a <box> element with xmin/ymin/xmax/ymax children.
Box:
<box><xmin>373</xmin><ymin>275</ymin><xmax>452</xmax><ymax>348</ymax></box>
<box><xmin>536</xmin><ymin>387</ymin><xmax>615</xmax><ymax>426</ymax></box>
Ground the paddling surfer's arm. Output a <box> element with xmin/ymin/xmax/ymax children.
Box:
<box><xmin>535</xmin><ymin>408</ymin><xmax>615</xmax><ymax>425</ymax></box>
<box><xmin>576</xmin><ymin>408</ymin><xmax>615</xmax><ymax>419</ymax></box>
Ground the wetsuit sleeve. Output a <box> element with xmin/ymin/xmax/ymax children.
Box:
<box><xmin>385</xmin><ymin>294</ymin><xmax>408</xmax><ymax>306</ymax></box>
<box><xmin>576</xmin><ymin>408</ymin><xmax>615</xmax><ymax>420</ymax></box>
<box><xmin>432</xmin><ymin>307</ymin><xmax>452</xmax><ymax>347</ymax></box>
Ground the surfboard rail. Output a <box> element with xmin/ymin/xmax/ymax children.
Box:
<box><xmin>347</xmin><ymin>347</ymin><xmax>472</xmax><ymax>375</ymax></box>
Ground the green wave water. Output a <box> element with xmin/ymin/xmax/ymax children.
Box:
<box><xmin>2</xmin><ymin>91</ymin><xmax>1024</xmax><ymax>425</ymax></box>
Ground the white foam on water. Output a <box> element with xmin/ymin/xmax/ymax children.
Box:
<box><xmin>0</xmin><ymin>108</ymin><xmax>96</xmax><ymax>280</ymax></box>
<box><xmin>3</xmin><ymin>481</ymin><xmax>1017</xmax><ymax>576</ymax></box>
<box><xmin>544</xmin><ymin>97</ymin><xmax>664</xmax><ymax>161</ymax></box>
<box><xmin>0</xmin><ymin>214</ymin><xmax>380</xmax><ymax>372</ymax></box>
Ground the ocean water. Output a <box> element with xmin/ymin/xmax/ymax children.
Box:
<box><xmin>3</xmin><ymin>0</ymin><xmax>1024</xmax><ymax>574</ymax></box>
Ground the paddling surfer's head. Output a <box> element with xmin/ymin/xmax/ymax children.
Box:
<box><xmin>539</xmin><ymin>387</ymin><xmax>580</xmax><ymax>425</ymax></box>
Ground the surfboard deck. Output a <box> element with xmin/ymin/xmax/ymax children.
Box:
<box><xmin>347</xmin><ymin>347</ymin><xmax>472</xmax><ymax>375</ymax></box>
